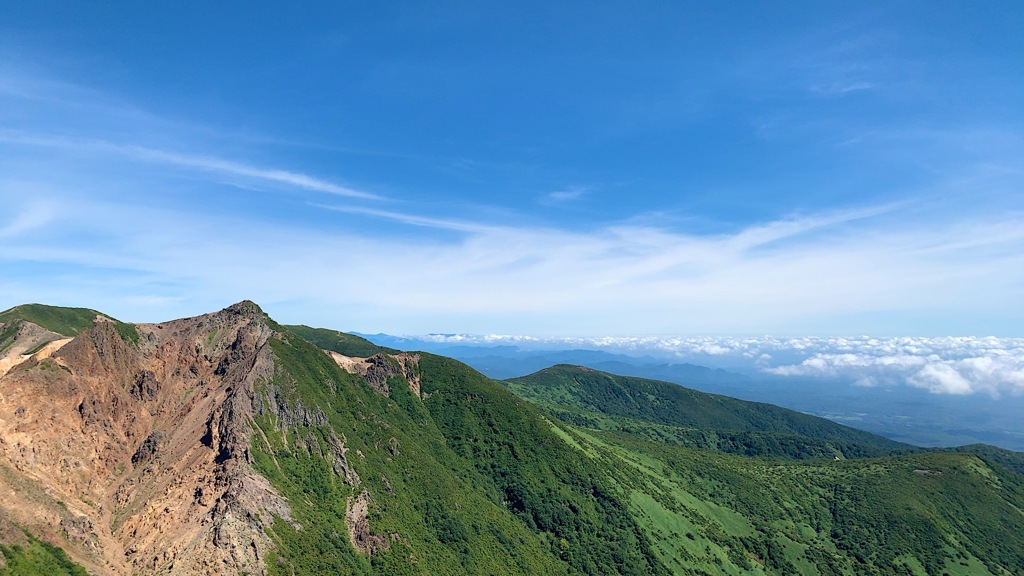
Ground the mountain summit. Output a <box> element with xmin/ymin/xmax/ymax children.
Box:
<box><xmin>0</xmin><ymin>302</ymin><xmax>1022</xmax><ymax>575</ymax></box>
<box><xmin>0</xmin><ymin>302</ymin><xmax>288</xmax><ymax>573</ymax></box>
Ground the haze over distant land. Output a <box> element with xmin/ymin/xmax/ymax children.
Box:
<box><xmin>365</xmin><ymin>332</ymin><xmax>1024</xmax><ymax>451</ymax></box>
<box><xmin>2</xmin><ymin>2</ymin><xmax>1023</xmax><ymax>338</ymax></box>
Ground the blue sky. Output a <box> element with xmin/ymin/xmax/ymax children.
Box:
<box><xmin>1</xmin><ymin>2</ymin><xmax>1023</xmax><ymax>336</ymax></box>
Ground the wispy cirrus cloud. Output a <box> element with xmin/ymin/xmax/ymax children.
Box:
<box><xmin>1</xmin><ymin>61</ymin><xmax>382</xmax><ymax>202</ymax></box>
<box><xmin>809</xmin><ymin>80</ymin><xmax>877</xmax><ymax>96</ymax></box>
<box><xmin>0</xmin><ymin>200</ymin><xmax>56</xmax><ymax>239</ymax></box>
<box><xmin>124</xmin><ymin>146</ymin><xmax>381</xmax><ymax>200</ymax></box>
<box><xmin>540</xmin><ymin>186</ymin><xmax>588</xmax><ymax>205</ymax></box>
<box><xmin>1</xmin><ymin>55</ymin><xmax>1023</xmax><ymax>343</ymax></box>
<box><xmin>313</xmin><ymin>204</ymin><xmax>493</xmax><ymax>233</ymax></box>
<box><xmin>2</xmin><ymin>165</ymin><xmax>1022</xmax><ymax>338</ymax></box>
<box><xmin>0</xmin><ymin>130</ymin><xmax>380</xmax><ymax>200</ymax></box>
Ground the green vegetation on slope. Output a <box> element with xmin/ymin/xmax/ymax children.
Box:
<box><xmin>505</xmin><ymin>365</ymin><xmax>914</xmax><ymax>459</ymax></box>
<box><xmin>252</xmin><ymin>328</ymin><xmax>574</xmax><ymax>576</ymax></box>
<box><xmin>582</xmin><ymin>428</ymin><xmax>1024</xmax><ymax>575</ymax></box>
<box><xmin>0</xmin><ymin>303</ymin><xmax>138</xmax><ymax>344</ymax></box>
<box><xmin>254</xmin><ymin>325</ymin><xmax>672</xmax><ymax>575</ymax></box>
<box><xmin>500</xmin><ymin>363</ymin><xmax>1024</xmax><ymax>574</ymax></box>
<box><xmin>284</xmin><ymin>324</ymin><xmax>396</xmax><ymax>357</ymax></box>
<box><xmin>951</xmin><ymin>443</ymin><xmax>1024</xmax><ymax>477</ymax></box>
<box><xmin>0</xmin><ymin>322</ymin><xmax>20</xmax><ymax>354</ymax></box>
<box><xmin>258</xmin><ymin>325</ymin><xmax>1024</xmax><ymax>575</ymax></box>
<box><xmin>0</xmin><ymin>534</ymin><xmax>88</xmax><ymax>576</ymax></box>
<box><xmin>0</xmin><ymin>304</ymin><xmax>107</xmax><ymax>337</ymax></box>
<box><xmin>418</xmin><ymin>353</ymin><xmax>668</xmax><ymax>576</ymax></box>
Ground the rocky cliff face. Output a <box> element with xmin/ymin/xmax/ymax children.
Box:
<box><xmin>0</xmin><ymin>302</ymin><xmax>290</xmax><ymax>575</ymax></box>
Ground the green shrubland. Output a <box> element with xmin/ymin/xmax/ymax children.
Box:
<box><xmin>0</xmin><ymin>534</ymin><xmax>88</xmax><ymax>576</ymax></box>
<box><xmin>284</xmin><ymin>324</ymin><xmax>396</xmax><ymax>357</ymax></box>
<box><xmin>0</xmin><ymin>303</ymin><xmax>138</xmax><ymax>343</ymax></box>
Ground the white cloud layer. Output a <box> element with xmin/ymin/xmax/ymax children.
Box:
<box><xmin>762</xmin><ymin>336</ymin><xmax>1024</xmax><ymax>396</ymax></box>
<box><xmin>418</xmin><ymin>334</ymin><xmax>1024</xmax><ymax>397</ymax></box>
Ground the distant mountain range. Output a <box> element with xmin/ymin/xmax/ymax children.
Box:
<box><xmin>354</xmin><ymin>332</ymin><xmax>749</xmax><ymax>382</ymax></box>
<box><xmin>0</xmin><ymin>303</ymin><xmax>1022</xmax><ymax>575</ymax></box>
<box><xmin>356</xmin><ymin>332</ymin><xmax>1024</xmax><ymax>452</ymax></box>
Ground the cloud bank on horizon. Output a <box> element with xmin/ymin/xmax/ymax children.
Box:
<box><xmin>1</xmin><ymin>3</ymin><xmax>1023</xmax><ymax>338</ymax></box>
<box><xmin>418</xmin><ymin>333</ymin><xmax>1024</xmax><ymax>397</ymax></box>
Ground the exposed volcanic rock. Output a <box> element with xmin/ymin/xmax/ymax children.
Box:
<box><xmin>344</xmin><ymin>489</ymin><xmax>393</xmax><ymax>556</ymax></box>
<box><xmin>363</xmin><ymin>354</ymin><xmax>398</xmax><ymax>396</ymax></box>
<box><xmin>0</xmin><ymin>301</ymin><xmax>291</xmax><ymax>575</ymax></box>
<box><xmin>393</xmin><ymin>353</ymin><xmax>421</xmax><ymax>397</ymax></box>
<box><xmin>326</xmin><ymin>350</ymin><xmax>422</xmax><ymax>398</ymax></box>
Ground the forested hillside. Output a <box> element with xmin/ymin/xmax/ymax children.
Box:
<box><xmin>0</xmin><ymin>304</ymin><xmax>1021</xmax><ymax>575</ymax></box>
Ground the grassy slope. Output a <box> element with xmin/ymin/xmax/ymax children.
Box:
<box><xmin>505</xmin><ymin>365</ymin><xmax>914</xmax><ymax>459</ymax></box>
<box><xmin>0</xmin><ymin>304</ymin><xmax>138</xmax><ymax>343</ymax></box>
<box><xmin>0</xmin><ymin>323</ymin><xmax>20</xmax><ymax>354</ymax></box>
<box><xmin>0</xmin><ymin>304</ymin><xmax>106</xmax><ymax>337</ymax></box>
<box><xmin>501</xmin><ymin>364</ymin><xmax>1024</xmax><ymax>574</ymax></box>
<box><xmin>580</xmin><ymin>428</ymin><xmax>1024</xmax><ymax>575</ymax></box>
<box><xmin>0</xmin><ymin>534</ymin><xmax>88</xmax><ymax>576</ymax></box>
<box><xmin>951</xmin><ymin>443</ymin><xmax>1024</xmax><ymax>477</ymax></box>
<box><xmin>283</xmin><ymin>324</ymin><xmax>396</xmax><ymax>357</ymax></box>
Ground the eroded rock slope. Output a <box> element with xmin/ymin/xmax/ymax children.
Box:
<box><xmin>0</xmin><ymin>301</ymin><xmax>289</xmax><ymax>575</ymax></box>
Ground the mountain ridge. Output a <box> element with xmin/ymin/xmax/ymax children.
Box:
<box><xmin>0</xmin><ymin>303</ymin><xmax>1021</xmax><ymax>575</ymax></box>
<box><xmin>505</xmin><ymin>364</ymin><xmax>914</xmax><ymax>459</ymax></box>
<box><xmin>0</xmin><ymin>300</ymin><xmax>288</xmax><ymax>574</ymax></box>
